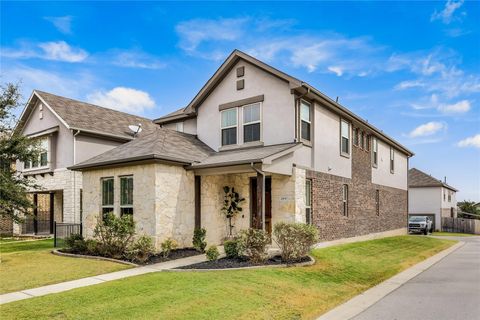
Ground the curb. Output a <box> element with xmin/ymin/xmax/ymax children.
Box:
<box><xmin>165</xmin><ymin>255</ymin><xmax>315</xmax><ymax>272</ymax></box>
<box><xmin>52</xmin><ymin>250</ymin><xmax>139</xmax><ymax>267</ymax></box>
<box><xmin>315</xmin><ymin>241</ymin><xmax>465</xmax><ymax>320</ymax></box>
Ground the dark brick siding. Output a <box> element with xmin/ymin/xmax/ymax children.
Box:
<box><xmin>307</xmin><ymin>142</ymin><xmax>407</xmax><ymax>241</ymax></box>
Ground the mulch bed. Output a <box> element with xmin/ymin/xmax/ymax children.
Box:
<box><xmin>145</xmin><ymin>248</ymin><xmax>201</xmax><ymax>264</ymax></box>
<box><xmin>177</xmin><ymin>255</ymin><xmax>311</xmax><ymax>270</ymax></box>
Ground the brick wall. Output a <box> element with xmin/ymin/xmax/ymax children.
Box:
<box><xmin>308</xmin><ymin>142</ymin><xmax>407</xmax><ymax>241</ymax></box>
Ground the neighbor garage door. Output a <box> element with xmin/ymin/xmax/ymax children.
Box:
<box><xmin>409</xmin><ymin>214</ymin><xmax>436</xmax><ymax>231</ymax></box>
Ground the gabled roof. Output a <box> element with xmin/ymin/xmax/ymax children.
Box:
<box><xmin>409</xmin><ymin>168</ymin><xmax>458</xmax><ymax>192</ymax></box>
<box><xmin>153</xmin><ymin>49</ymin><xmax>413</xmax><ymax>156</ymax></box>
<box><xmin>16</xmin><ymin>90</ymin><xmax>157</xmax><ymax>140</ymax></box>
<box><xmin>69</xmin><ymin>127</ymin><xmax>214</xmax><ymax>170</ymax></box>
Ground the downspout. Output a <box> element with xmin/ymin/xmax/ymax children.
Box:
<box><xmin>250</xmin><ymin>162</ymin><xmax>266</xmax><ymax>232</ymax></box>
<box><xmin>73</xmin><ymin>130</ymin><xmax>81</xmax><ymax>224</ymax></box>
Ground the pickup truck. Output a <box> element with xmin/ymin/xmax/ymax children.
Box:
<box><xmin>408</xmin><ymin>216</ymin><xmax>433</xmax><ymax>235</ymax></box>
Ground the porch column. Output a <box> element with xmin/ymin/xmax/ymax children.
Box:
<box><xmin>256</xmin><ymin>173</ymin><xmax>264</xmax><ymax>230</ymax></box>
<box><xmin>33</xmin><ymin>193</ymin><xmax>38</xmax><ymax>234</ymax></box>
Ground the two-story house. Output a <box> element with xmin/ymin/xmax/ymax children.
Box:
<box><xmin>408</xmin><ymin>168</ymin><xmax>458</xmax><ymax>231</ymax></box>
<box><xmin>71</xmin><ymin>50</ymin><xmax>414</xmax><ymax>248</ymax></box>
<box><xmin>10</xmin><ymin>90</ymin><xmax>156</xmax><ymax>235</ymax></box>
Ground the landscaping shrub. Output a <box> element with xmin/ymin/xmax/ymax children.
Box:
<box><xmin>193</xmin><ymin>228</ymin><xmax>207</xmax><ymax>252</ymax></box>
<box><xmin>224</xmin><ymin>238</ymin><xmax>240</xmax><ymax>258</ymax></box>
<box><xmin>93</xmin><ymin>213</ymin><xmax>135</xmax><ymax>259</ymax></box>
<box><xmin>160</xmin><ymin>238</ymin><xmax>178</xmax><ymax>258</ymax></box>
<box><xmin>238</xmin><ymin>228</ymin><xmax>270</xmax><ymax>263</ymax></box>
<box><xmin>65</xmin><ymin>234</ymin><xmax>87</xmax><ymax>253</ymax></box>
<box><xmin>127</xmin><ymin>235</ymin><xmax>155</xmax><ymax>263</ymax></box>
<box><xmin>84</xmin><ymin>239</ymin><xmax>99</xmax><ymax>256</ymax></box>
<box><xmin>273</xmin><ymin>222</ymin><xmax>319</xmax><ymax>263</ymax></box>
<box><xmin>206</xmin><ymin>245</ymin><xmax>220</xmax><ymax>261</ymax></box>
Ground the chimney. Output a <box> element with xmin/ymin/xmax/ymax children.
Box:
<box><xmin>444</xmin><ymin>176</ymin><xmax>447</xmax><ymax>183</ymax></box>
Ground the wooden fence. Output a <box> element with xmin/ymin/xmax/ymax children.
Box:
<box><xmin>441</xmin><ymin>217</ymin><xmax>480</xmax><ymax>234</ymax></box>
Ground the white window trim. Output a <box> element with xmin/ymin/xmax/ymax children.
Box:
<box><xmin>23</xmin><ymin>136</ymin><xmax>50</xmax><ymax>172</ymax></box>
<box><xmin>342</xmin><ymin>184</ymin><xmax>349</xmax><ymax>217</ymax></box>
<box><xmin>242</xmin><ymin>102</ymin><xmax>262</xmax><ymax>144</ymax></box>
<box><xmin>372</xmin><ymin>137</ymin><xmax>378</xmax><ymax>168</ymax></box>
<box><xmin>390</xmin><ymin>147</ymin><xmax>395</xmax><ymax>174</ymax></box>
<box><xmin>299</xmin><ymin>99</ymin><xmax>312</xmax><ymax>144</ymax></box>
<box><xmin>340</xmin><ymin>119</ymin><xmax>350</xmax><ymax>158</ymax></box>
<box><xmin>220</xmin><ymin>108</ymin><xmax>239</xmax><ymax>146</ymax></box>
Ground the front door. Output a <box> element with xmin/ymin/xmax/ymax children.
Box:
<box><xmin>250</xmin><ymin>176</ymin><xmax>272</xmax><ymax>234</ymax></box>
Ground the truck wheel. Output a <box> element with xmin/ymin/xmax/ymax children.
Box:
<box><xmin>424</xmin><ymin>228</ymin><xmax>428</xmax><ymax>235</ymax></box>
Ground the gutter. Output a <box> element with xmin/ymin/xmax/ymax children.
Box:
<box><xmin>250</xmin><ymin>162</ymin><xmax>266</xmax><ymax>232</ymax></box>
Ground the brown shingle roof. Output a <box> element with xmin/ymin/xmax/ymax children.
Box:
<box><xmin>69</xmin><ymin>127</ymin><xmax>214</xmax><ymax>170</ymax></box>
<box><xmin>408</xmin><ymin>168</ymin><xmax>458</xmax><ymax>192</ymax></box>
<box><xmin>34</xmin><ymin>90</ymin><xmax>157</xmax><ymax>140</ymax></box>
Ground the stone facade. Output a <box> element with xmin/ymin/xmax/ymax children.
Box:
<box><xmin>308</xmin><ymin>143</ymin><xmax>407</xmax><ymax>241</ymax></box>
<box><xmin>0</xmin><ymin>216</ymin><xmax>13</xmax><ymax>236</ymax></box>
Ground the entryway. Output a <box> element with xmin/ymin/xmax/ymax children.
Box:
<box><xmin>250</xmin><ymin>176</ymin><xmax>272</xmax><ymax>234</ymax></box>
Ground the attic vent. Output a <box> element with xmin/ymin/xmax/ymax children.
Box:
<box><xmin>39</xmin><ymin>103</ymin><xmax>43</xmax><ymax>120</ymax></box>
<box><xmin>236</xmin><ymin>79</ymin><xmax>244</xmax><ymax>90</ymax></box>
<box><xmin>236</xmin><ymin>66</ymin><xmax>245</xmax><ymax>77</ymax></box>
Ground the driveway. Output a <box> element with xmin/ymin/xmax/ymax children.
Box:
<box><xmin>353</xmin><ymin>235</ymin><xmax>480</xmax><ymax>320</ymax></box>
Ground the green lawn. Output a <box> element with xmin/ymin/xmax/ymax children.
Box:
<box><xmin>0</xmin><ymin>236</ymin><xmax>455</xmax><ymax>320</ymax></box>
<box><xmin>0</xmin><ymin>239</ymin><xmax>131</xmax><ymax>294</ymax></box>
<box><xmin>432</xmin><ymin>232</ymin><xmax>477</xmax><ymax>237</ymax></box>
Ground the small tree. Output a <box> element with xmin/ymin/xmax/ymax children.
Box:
<box><xmin>94</xmin><ymin>213</ymin><xmax>135</xmax><ymax>259</ymax></box>
<box><xmin>0</xmin><ymin>83</ymin><xmax>41</xmax><ymax>223</ymax></box>
<box><xmin>221</xmin><ymin>186</ymin><xmax>245</xmax><ymax>237</ymax></box>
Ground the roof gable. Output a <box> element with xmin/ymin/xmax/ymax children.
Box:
<box><xmin>408</xmin><ymin>168</ymin><xmax>458</xmax><ymax>191</ymax></box>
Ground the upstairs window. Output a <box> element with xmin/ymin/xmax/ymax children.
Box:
<box><xmin>372</xmin><ymin>137</ymin><xmax>378</xmax><ymax>167</ymax></box>
<box><xmin>342</xmin><ymin>184</ymin><xmax>349</xmax><ymax>216</ymax></box>
<box><xmin>221</xmin><ymin>108</ymin><xmax>237</xmax><ymax>146</ymax></box>
<box><xmin>305</xmin><ymin>179</ymin><xmax>312</xmax><ymax>224</ymax></box>
<box><xmin>360</xmin><ymin>132</ymin><xmax>365</xmax><ymax>149</ymax></box>
<box><xmin>24</xmin><ymin>137</ymin><xmax>49</xmax><ymax>170</ymax></box>
<box><xmin>243</xmin><ymin>103</ymin><xmax>261</xmax><ymax>143</ymax></box>
<box><xmin>340</xmin><ymin>120</ymin><xmax>350</xmax><ymax>156</ymax></box>
<box><xmin>101</xmin><ymin>177</ymin><xmax>114</xmax><ymax>217</ymax></box>
<box><xmin>300</xmin><ymin>100</ymin><xmax>311</xmax><ymax>141</ymax></box>
<box><xmin>448</xmin><ymin>192</ymin><xmax>451</xmax><ymax>202</ymax></box>
<box><xmin>120</xmin><ymin>176</ymin><xmax>134</xmax><ymax>216</ymax></box>
<box><xmin>353</xmin><ymin>128</ymin><xmax>359</xmax><ymax>146</ymax></box>
<box><xmin>390</xmin><ymin>147</ymin><xmax>395</xmax><ymax>173</ymax></box>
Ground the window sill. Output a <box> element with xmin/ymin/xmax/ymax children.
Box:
<box><xmin>22</xmin><ymin>167</ymin><xmax>53</xmax><ymax>176</ymax></box>
<box><xmin>219</xmin><ymin>141</ymin><xmax>264</xmax><ymax>151</ymax></box>
<box><xmin>340</xmin><ymin>152</ymin><xmax>350</xmax><ymax>159</ymax></box>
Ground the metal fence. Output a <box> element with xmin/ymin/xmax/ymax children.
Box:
<box><xmin>21</xmin><ymin>216</ymin><xmax>52</xmax><ymax>235</ymax></box>
<box><xmin>54</xmin><ymin>222</ymin><xmax>82</xmax><ymax>247</ymax></box>
<box><xmin>442</xmin><ymin>217</ymin><xmax>480</xmax><ymax>234</ymax></box>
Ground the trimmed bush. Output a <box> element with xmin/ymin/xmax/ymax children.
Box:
<box><xmin>160</xmin><ymin>238</ymin><xmax>178</xmax><ymax>258</ymax></box>
<box><xmin>193</xmin><ymin>228</ymin><xmax>207</xmax><ymax>252</ymax></box>
<box><xmin>273</xmin><ymin>222</ymin><xmax>319</xmax><ymax>263</ymax></box>
<box><xmin>224</xmin><ymin>238</ymin><xmax>241</xmax><ymax>259</ymax></box>
<box><xmin>206</xmin><ymin>245</ymin><xmax>220</xmax><ymax>261</ymax></box>
<box><xmin>65</xmin><ymin>234</ymin><xmax>86</xmax><ymax>253</ymax></box>
<box><xmin>238</xmin><ymin>228</ymin><xmax>270</xmax><ymax>263</ymax></box>
<box><xmin>127</xmin><ymin>235</ymin><xmax>155</xmax><ymax>263</ymax></box>
<box><xmin>94</xmin><ymin>213</ymin><xmax>135</xmax><ymax>259</ymax></box>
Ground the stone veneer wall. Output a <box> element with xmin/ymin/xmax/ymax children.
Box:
<box><xmin>0</xmin><ymin>216</ymin><xmax>13</xmax><ymax>236</ymax></box>
<box><xmin>308</xmin><ymin>144</ymin><xmax>407</xmax><ymax>241</ymax></box>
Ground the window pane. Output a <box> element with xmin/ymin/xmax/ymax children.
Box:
<box><xmin>244</xmin><ymin>123</ymin><xmax>260</xmax><ymax>142</ymax></box>
<box><xmin>243</xmin><ymin>103</ymin><xmax>260</xmax><ymax>123</ymax></box>
<box><xmin>120</xmin><ymin>177</ymin><xmax>133</xmax><ymax>206</ymax></box>
<box><xmin>222</xmin><ymin>127</ymin><xmax>237</xmax><ymax>145</ymax></box>
<box><xmin>121</xmin><ymin>207</ymin><xmax>133</xmax><ymax>216</ymax></box>
<box><xmin>300</xmin><ymin>102</ymin><xmax>310</xmax><ymax>122</ymax></box>
<box><xmin>24</xmin><ymin>161</ymin><xmax>31</xmax><ymax>169</ymax></box>
<box><xmin>341</xmin><ymin>137</ymin><xmax>349</xmax><ymax>154</ymax></box>
<box><xmin>301</xmin><ymin>121</ymin><xmax>311</xmax><ymax>141</ymax></box>
<box><xmin>221</xmin><ymin>109</ymin><xmax>237</xmax><ymax>128</ymax></box>
<box><xmin>305</xmin><ymin>180</ymin><xmax>311</xmax><ymax>206</ymax></box>
<box><xmin>102</xmin><ymin>179</ymin><xmax>114</xmax><ymax>206</ymax></box>
<box><xmin>341</xmin><ymin>121</ymin><xmax>349</xmax><ymax>138</ymax></box>
<box><xmin>32</xmin><ymin>158</ymin><xmax>38</xmax><ymax>168</ymax></box>
<box><xmin>40</xmin><ymin>152</ymin><xmax>48</xmax><ymax>166</ymax></box>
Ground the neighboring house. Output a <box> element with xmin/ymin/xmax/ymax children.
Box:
<box><xmin>71</xmin><ymin>50</ymin><xmax>414</xmax><ymax>248</ymax></box>
<box><xmin>9</xmin><ymin>90</ymin><xmax>156</xmax><ymax>235</ymax></box>
<box><xmin>408</xmin><ymin>168</ymin><xmax>458</xmax><ymax>231</ymax></box>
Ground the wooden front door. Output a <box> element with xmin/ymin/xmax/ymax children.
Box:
<box><xmin>250</xmin><ymin>176</ymin><xmax>272</xmax><ymax>234</ymax></box>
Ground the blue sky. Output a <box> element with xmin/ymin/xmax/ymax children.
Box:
<box><xmin>1</xmin><ymin>1</ymin><xmax>479</xmax><ymax>201</ymax></box>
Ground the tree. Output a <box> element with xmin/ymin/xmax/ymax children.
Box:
<box><xmin>457</xmin><ymin>201</ymin><xmax>480</xmax><ymax>220</ymax></box>
<box><xmin>0</xmin><ymin>83</ymin><xmax>40</xmax><ymax>223</ymax></box>
<box><xmin>221</xmin><ymin>186</ymin><xmax>245</xmax><ymax>237</ymax></box>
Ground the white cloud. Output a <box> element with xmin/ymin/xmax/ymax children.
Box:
<box><xmin>38</xmin><ymin>41</ymin><xmax>88</xmax><ymax>62</ymax></box>
<box><xmin>87</xmin><ymin>87</ymin><xmax>155</xmax><ymax>114</ymax></box>
<box><xmin>1</xmin><ymin>41</ymin><xmax>88</xmax><ymax>63</ymax></box>
<box><xmin>457</xmin><ymin>134</ymin><xmax>480</xmax><ymax>148</ymax></box>
<box><xmin>328</xmin><ymin>66</ymin><xmax>343</xmax><ymax>77</ymax></box>
<box><xmin>44</xmin><ymin>16</ymin><xmax>73</xmax><ymax>34</ymax></box>
<box><xmin>408</xmin><ymin>121</ymin><xmax>446</xmax><ymax>138</ymax></box>
<box><xmin>176</xmin><ymin>18</ymin><xmax>248</xmax><ymax>54</ymax></box>
<box><xmin>111</xmin><ymin>50</ymin><xmax>166</xmax><ymax>69</ymax></box>
<box><xmin>438</xmin><ymin>100</ymin><xmax>471</xmax><ymax>113</ymax></box>
<box><xmin>431</xmin><ymin>0</ymin><xmax>465</xmax><ymax>24</ymax></box>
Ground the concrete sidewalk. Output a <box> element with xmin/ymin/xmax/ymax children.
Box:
<box><xmin>0</xmin><ymin>252</ymin><xmax>208</xmax><ymax>305</ymax></box>
<box><xmin>317</xmin><ymin>240</ymin><xmax>466</xmax><ymax>320</ymax></box>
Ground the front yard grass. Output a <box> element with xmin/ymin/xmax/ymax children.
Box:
<box><xmin>432</xmin><ymin>231</ymin><xmax>477</xmax><ymax>237</ymax></box>
<box><xmin>1</xmin><ymin>235</ymin><xmax>455</xmax><ymax>320</ymax></box>
<box><xmin>0</xmin><ymin>239</ymin><xmax>131</xmax><ymax>294</ymax></box>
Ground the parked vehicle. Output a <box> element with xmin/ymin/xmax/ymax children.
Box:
<box><xmin>408</xmin><ymin>216</ymin><xmax>433</xmax><ymax>235</ymax></box>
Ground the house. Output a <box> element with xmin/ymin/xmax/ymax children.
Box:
<box><xmin>70</xmin><ymin>50</ymin><xmax>414</xmax><ymax>248</ymax></box>
<box><xmin>408</xmin><ymin>168</ymin><xmax>458</xmax><ymax>231</ymax></box>
<box><xmin>8</xmin><ymin>90</ymin><xmax>156</xmax><ymax>235</ymax></box>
